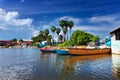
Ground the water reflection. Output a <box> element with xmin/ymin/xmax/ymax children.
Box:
<box><xmin>112</xmin><ymin>54</ymin><xmax>120</xmax><ymax>79</ymax></box>
<box><xmin>0</xmin><ymin>48</ymin><xmax>120</xmax><ymax>80</ymax></box>
<box><xmin>64</xmin><ymin>54</ymin><xmax>111</xmax><ymax>77</ymax></box>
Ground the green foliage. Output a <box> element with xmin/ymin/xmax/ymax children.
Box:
<box><xmin>59</xmin><ymin>20</ymin><xmax>65</xmax><ymax>28</ymax></box>
<box><xmin>90</xmin><ymin>36</ymin><xmax>100</xmax><ymax>42</ymax></box>
<box><xmin>71</xmin><ymin>30</ymin><xmax>99</xmax><ymax>45</ymax></box>
<box><xmin>57</xmin><ymin>40</ymin><xmax>73</xmax><ymax>47</ymax></box>
<box><xmin>44</xmin><ymin>29</ymin><xmax>49</xmax><ymax>36</ymax></box>
<box><xmin>32</xmin><ymin>43</ymin><xmax>39</xmax><ymax>48</ymax></box>
<box><xmin>57</xmin><ymin>43</ymin><xmax>65</xmax><ymax>47</ymax></box>
<box><xmin>51</xmin><ymin>26</ymin><xmax>56</xmax><ymax>33</ymax></box>
<box><xmin>63</xmin><ymin>40</ymin><xmax>73</xmax><ymax>46</ymax></box>
<box><xmin>56</xmin><ymin>28</ymin><xmax>61</xmax><ymax>35</ymax></box>
<box><xmin>59</xmin><ymin>20</ymin><xmax>74</xmax><ymax>41</ymax></box>
<box><xmin>59</xmin><ymin>35</ymin><xmax>63</xmax><ymax>42</ymax></box>
<box><xmin>18</xmin><ymin>39</ymin><xmax>24</xmax><ymax>42</ymax></box>
<box><xmin>68</xmin><ymin>21</ymin><xmax>74</xmax><ymax>29</ymax></box>
<box><xmin>31</xmin><ymin>30</ymin><xmax>47</xmax><ymax>44</ymax></box>
<box><xmin>11</xmin><ymin>38</ymin><xmax>17</xmax><ymax>42</ymax></box>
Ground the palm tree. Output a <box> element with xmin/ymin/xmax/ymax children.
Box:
<box><xmin>39</xmin><ymin>30</ymin><xmax>46</xmax><ymax>42</ymax></box>
<box><xmin>63</xmin><ymin>27</ymin><xmax>67</xmax><ymax>42</ymax></box>
<box><xmin>59</xmin><ymin>20</ymin><xmax>65</xmax><ymax>29</ymax></box>
<box><xmin>44</xmin><ymin>29</ymin><xmax>49</xmax><ymax>36</ymax></box>
<box><xmin>59</xmin><ymin>20</ymin><xmax>68</xmax><ymax>42</ymax></box>
<box><xmin>64</xmin><ymin>20</ymin><xmax>69</xmax><ymax>40</ymax></box>
<box><xmin>51</xmin><ymin>26</ymin><xmax>56</xmax><ymax>46</ymax></box>
<box><xmin>12</xmin><ymin>38</ymin><xmax>17</xmax><ymax>42</ymax></box>
<box><xmin>39</xmin><ymin>31</ymin><xmax>44</xmax><ymax>34</ymax></box>
<box><xmin>59</xmin><ymin>35</ymin><xmax>63</xmax><ymax>42</ymax></box>
<box><xmin>48</xmin><ymin>35</ymin><xmax>52</xmax><ymax>45</ymax></box>
<box><xmin>44</xmin><ymin>29</ymin><xmax>49</xmax><ymax>45</ymax></box>
<box><xmin>11</xmin><ymin>38</ymin><xmax>17</xmax><ymax>46</ymax></box>
<box><xmin>68</xmin><ymin>21</ymin><xmax>74</xmax><ymax>40</ymax></box>
<box><xmin>56</xmin><ymin>28</ymin><xmax>61</xmax><ymax>42</ymax></box>
<box><xmin>18</xmin><ymin>39</ymin><xmax>24</xmax><ymax>46</ymax></box>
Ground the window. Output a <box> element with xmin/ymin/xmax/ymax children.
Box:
<box><xmin>116</xmin><ymin>32</ymin><xmax>120</xmax><ymax>40</ymax></box>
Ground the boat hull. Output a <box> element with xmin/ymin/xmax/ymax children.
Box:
<box><xmin>68</xmin><ymin>48</ymin><xmax>111</xmax><ymax>55</ymax></box>
<box><xmin>56</xmin><ymin>49</ymin><xmax>69</xmax><ymax>55</ymax></box>
<box><xmin>39</xmin><ymin>48</ymin><xmax>56</xmax><ymax>53</ymax></box>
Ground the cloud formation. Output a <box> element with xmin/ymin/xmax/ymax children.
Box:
<box><xmin>0</xmin><ymin>8</ymin><xmax>38</xmax><ymax>40</ymax></box>
<box><xmin>20</xmin><ymin>0</ymin><xmax>25</xmax><ymax>3</ymax></box>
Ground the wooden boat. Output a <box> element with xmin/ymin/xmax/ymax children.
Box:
<box><xmin>56</xmin><ymin>49</ymin><xmax>69</xmax><ymax>55</ymax></box>
<box><xmin>39</xmin><ymin>48</ymin><xmax>56</xmax><ymax>53</ymax></box>
<box><xmin>68</xmin><ymin>48</ymin><xmax>111</xmax><ymax>55</ymax></box>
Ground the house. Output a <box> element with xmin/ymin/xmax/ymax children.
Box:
<box><xmin>0</xmin><ymin>40</ymin><xmax>32</xmax><ymax>47</ymax></box>
<box><xmin>0</xmin><ymin>40</ymin><xmax>17</xmax><ymax>46</ymax></box>
<box><xmin>110</xmin><ymin>27</ymin><xmax>120</xmax><ymax>54</ymax></box>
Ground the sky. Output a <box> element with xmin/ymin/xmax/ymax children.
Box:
<box><xmin>0</xmin><ymin>0</ymin><xmax>120</xmax><ymax>40</ymax></box>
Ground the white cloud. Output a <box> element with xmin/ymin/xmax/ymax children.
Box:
<box><xmin>88</xmin><ymin>15</ymin><xmax>116</xmax><ymax>23</ymax></box>
<box><xmin>0</xmin><ymin>8</ymin><xmax>38</xmax><ymax>39</ymax></box>
<box><xmin>72</xmin><ymin>26</ymin><xmax>111</xmax><ymax>31</ymax></box>
<box><xmin>87</xmin><ymin>14</ymin><xmax>120</xmax><ymax>32</ymax></box>
<box><xmin>42</xmin><ymin>25</ymin><xmax>50</xmax><ymax>30</ymax></box>
<box><xmin>20</xmin><ymin>0</ymin><xmax>25</xmax><ymax>3</ymax></box>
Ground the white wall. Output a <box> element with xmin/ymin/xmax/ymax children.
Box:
<box><xmin>111</xmin><ymin>40</ymin><xmax>120</xmax><ymax>54</ymax></box>
<box><xmin>111</xmin><ymin>33</ymin><xmax>120</xmax><ymax>54</ymax></box>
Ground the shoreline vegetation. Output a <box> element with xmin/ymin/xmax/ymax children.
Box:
<box><xmin>32</xmin><ymin>19</ymin><xmax>100</xmax><ymax>48</ymax></box>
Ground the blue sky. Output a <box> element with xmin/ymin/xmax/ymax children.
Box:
<box><xmin>0</xmin><ymin>0</ymin><xmax>120</xmax><ymax>40</ymax></box>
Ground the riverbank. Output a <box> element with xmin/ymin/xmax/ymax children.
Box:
<box><xmin>0</xmin><ymin>45</ymin><xmax>37</xmax><ymax>48</ymax></box>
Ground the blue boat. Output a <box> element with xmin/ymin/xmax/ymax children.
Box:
<box><xmin>56</xmin><ymin>49</ymin><xmax>69</xmax><ymax>55</ymax></box>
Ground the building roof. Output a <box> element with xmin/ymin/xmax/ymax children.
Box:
<box><xmin>110</xmin><ymin>27</ymin><xmax>120</xmax><ymax>34</ymax></box>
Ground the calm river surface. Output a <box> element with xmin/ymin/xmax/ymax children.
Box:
<box><xmin>0</xmin><ymin>48</ymin><xmax>120</xmax><ymax>80</ymax></box>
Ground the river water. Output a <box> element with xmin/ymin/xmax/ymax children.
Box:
<box><xmin>0</xmin><ymin>48</ymin><xmax>120</xmax><ymax>80</ymax></box>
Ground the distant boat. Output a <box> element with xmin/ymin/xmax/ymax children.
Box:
<box><xmin>39</xmin><ymin>48</ymin><xmax>56</xmax><ymax>53</ymax></box>
<box><xmin>68</xmin><ymin>48</ymin><xmax>111</xmax><ymax>55</ymax></box>
<box><xmin>56</xmin><ymin>49</ymin><xmax>69</xmax><ymax>55</ymax></box>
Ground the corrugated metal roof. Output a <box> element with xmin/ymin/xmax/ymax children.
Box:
<box><xmin>110</xmin><ymin>27</ymin><xmax>120</xmax><ymax>34</ymax></box>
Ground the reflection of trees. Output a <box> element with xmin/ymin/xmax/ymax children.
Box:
<box><xmin>54</xmin><ymin>55</ymin><xmax>75</xmax><ymax>77</ymax></box>
<box><xmin>39</xmin><ymin>53</ymin><xmax>58</xmax><ymax>68</ymax></box>
<box><xmin>60</xmin><ymin>58</ymin><xmax>75</xmax><ymax>76</ymax></box>
<box><xmin>112</xmin><ymin>54</ymin><xmax>120</xmax><ymax>79</ymax></box>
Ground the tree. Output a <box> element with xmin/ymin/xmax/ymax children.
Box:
<box><xmin>18</xmin><ymin>39</ymin><xmax>24</xmax><ymax>43</ymax></box>
<box><xmin>44</xmin><ymin>29</ymin><xmax>49</xmax><ymax>45</ymax></box>
<box><xmin>39</xmin><ymin>31</ymin><xmax>44</xmax><ymax>34</ymax></box>
<box><xmin>63</xmin><ymin>27</ymin><xmax>67</xmax><ymax>42</ymax></box>
<box><xmin>59</xmin><ymin>20</ymin><xmax>65</xmax><ymax>29</ymax></box>
<box><xmin>56</xmin><ymin>28</ymin><xmax>61</xmax><ymax>42</ymax></box>
<box><xmin>48</xmin><ymin>35</ymin><xmax>52</xmax><ymax>45</ymax></box>
<box><xmin>71</xmin><ymin>30</ymin><xmax>99</xmax><ymax>45</ymax></box>
<box><xmin>11</xmin><ymin>38</ymin><xmax>17</xmax><ymax>46</ymax></box>
<box><xmin>64</xmin><ymin>20</ymin><xmax>69</xmax><ymax>40</ymax></box>
<box><xmin>12</xmin><ymin>38</ymin><xmax>17</xmax><ymax>42</ymax></box>
<box><xmin>68</xmin><ymin>21</ymin><xmax>74</xmax><ymax>40</ymax></box>
<box><xmin>59</xmin><ymin>35</ymin><xmax>63</xmax><ymax>42</ymax></box>
<box><xmin>44</xmin><ymin>29</ymin><xmax>49</xmax><ymax>36</ymax></box>
<box><xmin>51</xmin><ymin>26</ymin><xmax>56</xmax><ymax>46</ymax></box>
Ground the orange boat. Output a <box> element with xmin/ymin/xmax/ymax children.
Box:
<box><xmin>68</xmin><ymin>48</ymin><xmax>111</xmax><ymax>55</ymax></box>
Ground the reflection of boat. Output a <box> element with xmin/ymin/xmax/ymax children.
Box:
<box><xmin>66</xmin><ymin>54</ymin><xmax>111</xmax><ymax>64</ymax></box>
<box><xmin>68</xmin><ymin>48</ymin><xmax>111</xmax><ymax>55</ymax></box>
<box><xmin>39</xmin><ymin>48</ymin><xmax>56</xmax><ymax>53</ymax></box>
<box><xmin>56</xmin><ymin>49</ymin><xmax>69</xmax><ymax>55</ymax></box>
